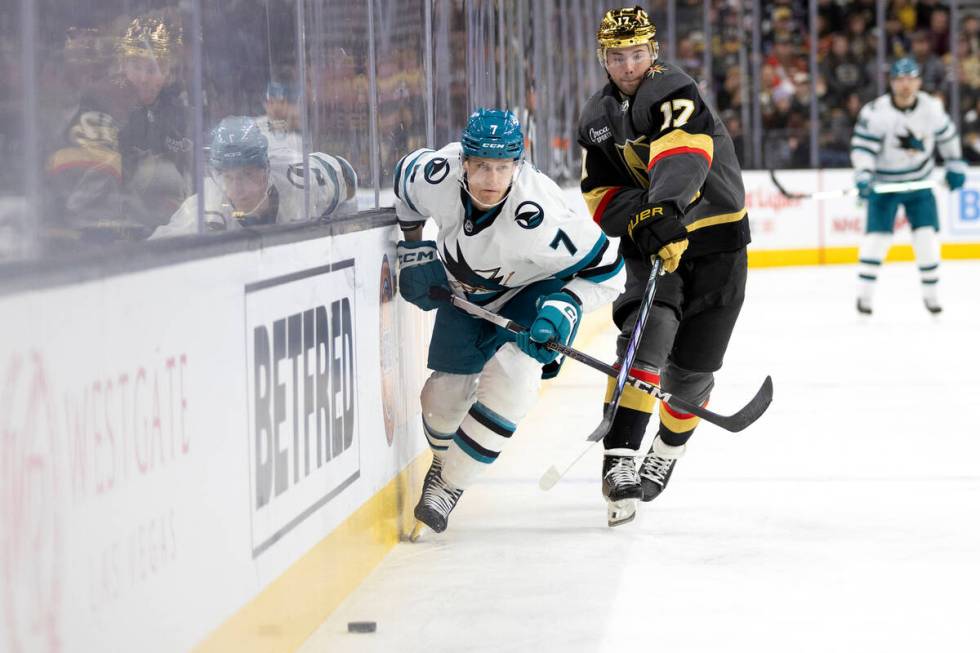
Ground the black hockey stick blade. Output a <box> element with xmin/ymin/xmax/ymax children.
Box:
<box><xmin>769</xmin><ymin>169</ymin><xmax>806</xmax><ymax>199</ymax></box>
<box><xmin>666</xmin><ymin>375</ymin><xmax>773</xmax><ymax>433</ymax></box>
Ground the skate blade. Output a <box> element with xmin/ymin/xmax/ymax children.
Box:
<box><xmin>409</xmin><ymin>522</ymin><xmax>429</xmax><ymax>542</ymax></box>
<box><xmin>607</xmin><ymin>498</ymin><xmax>637</xmax><ymax>527</ymax></box>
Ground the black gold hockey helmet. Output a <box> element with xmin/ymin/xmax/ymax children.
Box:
<box><xmin>596</xmin><ymin>6</ymin><xmax>659</xmax><ymax>65</ymax></box>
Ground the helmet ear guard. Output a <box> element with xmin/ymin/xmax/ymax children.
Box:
<box><xmin>595</xmin><ymin>6</ymin><xmax>659</xmax><ymax>66</ymax></box>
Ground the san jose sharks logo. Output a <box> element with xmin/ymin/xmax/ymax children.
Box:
<box><xmin>515</xmin><ymin>201</ymin><xmax>544</xmax><ymax>229</ymax></box>
<box><xmin>616</xmin><ymin>135</ymin><xmax>651</xmax><ymax>188</ymax></box>
<box><xmin>442</xmin><ymin>241</ymin><xmax>510</xmax><ymax>293</ymax></box>
<box><xmin>897</xmin><ymin>128</ymin><xmax>925</xmax><ymax>153</ymax></box>
<box><xmin>424</xmin><ymin>157</ymin><xmax>450</xmax><ymax>184</ymax></box>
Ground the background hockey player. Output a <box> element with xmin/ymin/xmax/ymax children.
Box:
<box><xmin>577</xmin><ymin>7</ymin><xmax>751</xmax><ymax>525</ymax></box>
<box><xmin>850</xmin><ymin>57</ymin><xmax>966</xmax><ymax>315</ymax></box>
<box><xmin>255</xmin><ymin>78</ymin><xmax>304</xmax><ymax>169</ymax></box>
<box><xmin>395</xmin><ymin>108</ymin><xmax>625</xmax><ymax>538</ymax></box>
<box><xmin>153</xmin><ymin>115</ymin><xmax>356</xmax><ymax>236</ymax></box>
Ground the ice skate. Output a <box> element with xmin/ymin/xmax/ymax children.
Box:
<box><xmin>856</xmin><ymin>298</ymin><xmax>872</xmax><ymax>315</ymax></box>
<box><xmin>639</xmin><ymin>437</ymin><xmax>685</xmax><ymax>502</ymax></box>
<box><xmin>411</xmin><ymin>456</ymin><xmax>463</xmax><ymax>539</ymax></box>
<box><xmin>924</xmin><ymin>298</ymin><xmax>942</xmax><ymax>315</ymax></box>
<box><xmin>602</xmin><ymin>449</ymin><xmax>641</xmax><ymax>527</ymax></box>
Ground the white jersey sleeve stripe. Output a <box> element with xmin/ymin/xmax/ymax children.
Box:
<box><xmin>853</xmin><ymin>130</ymin><xmax>883</xmax><ymax>143</ymax></box>
<box><xmin>553</xmin><ymin>233</ymin><xmax>608</xmax><ymax>280</ymax></box>
<box><xmin>875</xmin><ymin>158</ymin><xmax>933</xmax><ymax>176</ymax></box>
<box><xmin>401</xmin><ymin>150</ymin><xmax>434</xmax><ymax>214</ymax></box>
<box><xmin>577</xmin><ymin>253</ymin><xmax>625</xmax><ymax>284</ymax></box>
<box><xmin>850</xmin><ymin>144</ymin><xmax>879</xmax><ymax>156</ymax></box>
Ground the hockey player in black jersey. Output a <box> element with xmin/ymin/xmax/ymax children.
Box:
<box><xmin>577</xmin><ymin>7</ymin><xmax>751</xmax><ymax>525</ymax></box>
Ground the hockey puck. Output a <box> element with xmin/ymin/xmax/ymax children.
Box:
<box><xmin>347</xmin><ymin>621</ymin><xmax>377</xmax><ymax>633</ymax></box>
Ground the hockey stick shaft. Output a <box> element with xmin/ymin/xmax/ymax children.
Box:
<box><xmin>430</xmin><ymin>285</ymin><xmax>773</xmax><ymax>433</ymax></box>
<box><xmin>592</xmin><ymin>258</ymin><xmax>663</xmax><ymax>441</ymax></box>
<box><xmin>769</xmin><ymin>169</ymin><xmax>936</xmax><ymax>200</ymax></box>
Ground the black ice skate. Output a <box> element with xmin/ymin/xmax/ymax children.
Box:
<box><xmin>410</xmin><ymin>456</ymin><xmax>463</xmax><ymax>541</ymax></box>
<box><xmin>602</xmin><ymin>449</ymin><xmax>641</xmax><ymax>527</ymax></box>
<box><xmin>639</xmin><ymin>437</ymin><xmax>686</xmax><ymax>502</ymax></box>
<box><xmin>923</xmin><ymin>298</ymin><xmax>943</xmax><ymax>314</ymax></box>
<box><xmin>856</xmin><ymin>298</ymin><xmax>872</xmax><ymax>315</ymax></box>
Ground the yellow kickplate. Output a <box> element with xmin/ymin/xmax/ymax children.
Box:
<box><xmin>193</xmin><ymin>452</ymin><xmax>429</xmax><ymax>653</ymax></box>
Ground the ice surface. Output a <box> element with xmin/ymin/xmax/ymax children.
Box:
<box><xmin>300</xmin><ymin>261</ymin><xmax>980</xmax><ymax>653</ymax></box>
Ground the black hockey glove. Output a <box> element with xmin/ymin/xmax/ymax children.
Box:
<box><xmin>626</xmin><ymin>203</ymin><xmax>689</xmax><ymax>273</ymax></box>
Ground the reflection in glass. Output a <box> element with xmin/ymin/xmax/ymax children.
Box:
<box><xmin>38</xmin><ymin>8</ymin><xmax>193</xmax><ymax>254</ymax></box>
<box><xmin>305</xmin><ymin>2</ymin><xmax>369</xmax><ymax>213</ymax></box>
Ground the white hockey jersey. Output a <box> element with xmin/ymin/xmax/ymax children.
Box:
<box><xmin>154</xmin><ymin>151</ymin><xmax>356</xmax><ymax>237</ymax></box>
<box><xmin>393</xmin><ymin>142</ymin><xmax>625</xmax><ymax>313</ymax></box>
<box><xmin>850</xmin><ymin>92</ymin><xmax>965</xmax><ymax>182</ymax></box>
<box><xmin>254</xmin><ymin>117</ymin><xmax>304</xmax><ymax>170</ymax></box>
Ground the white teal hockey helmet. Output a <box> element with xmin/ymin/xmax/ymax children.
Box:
<box><xmin>461</xmin><ymin>108</ymin><xmax>524</xmax><ymax>160</ymax></box>
<box><xmin>890</xmin><ymin>57</ymin><xmax>920</xmax><ymax>78</ymax></box>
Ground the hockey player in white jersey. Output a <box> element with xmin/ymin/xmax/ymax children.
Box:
<box><xmin>850</xmin><ymin>58</ymin><xmax>966</xmax><ymax>315</ymax></box>
<box><xmin>153</xmin><ymin>115</ymin><xmax>356</xmax><ymax>237</ymax></box>
<box><xmin>395</xmin><ymin>108</ymin><xmax>626</xmax><ymax>538</ymax></box>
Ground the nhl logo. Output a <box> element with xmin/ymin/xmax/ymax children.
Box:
<box><xmin>515</xmin><ymin>201</ymin><xmax>544</xmax><ymax>230</ymax></box>
<box><xmin>464</xmin><ymin>219</ymin><xmax>474</xmax><ymax>234</ymax></box>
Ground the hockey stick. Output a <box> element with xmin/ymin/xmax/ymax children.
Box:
<box><xmin>768</xmin><ymin>169</ymin><xmax>937</xmax><ymax>200</ymax></box>
<box><xmin>585</xmin><ymin>258</ymin><xmax>663</xmax><ymax>441</ymax></box>
<box><xmin>428</xmin><ymin>285</ymin><xmax>773</xmax><ymax>434</ymax></box>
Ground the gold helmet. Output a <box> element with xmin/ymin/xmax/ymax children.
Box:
<box><xmin>116</xmin><ymin>16</ymin><xmax>182</xmax><ymax>61</ymax></box>
<box><xmin>596</xmin><ymin>6</ymin><xmax>659</xmax><ymax>65</ymax></box>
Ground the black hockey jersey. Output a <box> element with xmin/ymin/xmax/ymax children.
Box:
<box><xmin>577</xmin><ymin>62</ymin><xmax>750</xmax><ymax>316</ymax></box>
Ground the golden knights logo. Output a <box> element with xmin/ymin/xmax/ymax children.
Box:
<box><xmin>647</xmin><ymin>64</ymin><xmax>667</xmax><ymax>77</ymax></box>
<box><xmin>616</xmin><ymin>135</ymin><xmax>651</xmax><ymax>188</ymax></box>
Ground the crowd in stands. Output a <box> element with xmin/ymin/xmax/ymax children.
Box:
<box><xmin>692</xmin><ymin>0</ymin><xmax>980</xmax><ymax>168</ymax></box>
<box><xmin>6</xmin><ymin>1</ymin><xmax>980</xmax><ymax>260</ymax></box>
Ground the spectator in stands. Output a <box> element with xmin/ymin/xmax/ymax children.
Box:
<box><xmin>892</xmin><ymin>0</ymin><xmax>918</xmax><ymax>33</ymax></box>
<box><xmin>883</xmin><ymin>15</ymin><xmax>911</xmax><ymax>59</ymax></box>
<box><xmin>963</xmin><ymin>14</ymin><xmax>980</xmax><ymax>57</ymax></box>
<box><xmin>822</xmin><ymin>33</ymin><xmax>871</xmax><ymax>106</ymax></box>
<box><xmin>927</xmin><ymin>7</ymin><xmax>951</xmax><ymax>57</ymax></box>
<box><xmin>961</xmin><ymin>95</ymin><xmax>980</xmax><ymax>163</ymax></box>
<box><xmin>818</xmin><ymin>0</ymin><xmax>846</xmax><ymax>36</ymax></box>
<box><xmin>153</xmin><ymin>116</ymin><xmax>356</xmax><ymax>237</ymax></box>
<box><xmin>910</xmin><ymin>30</ymin><xmax>947</xmax><ymax>94</ymax></box>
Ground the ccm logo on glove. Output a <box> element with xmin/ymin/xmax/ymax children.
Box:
<box><xmin>397</xmin><ymin>240</ymin><xmax>450</xmax><ymax>312</ymax></box>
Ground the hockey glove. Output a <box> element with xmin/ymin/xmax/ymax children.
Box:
<box><xmin>626</xmin><ymin>203</ymin><xmax>689</xmax><ymax>273</ymax></box>
<box><xmin>946</xmin><ymin>169</ymin><xmax>966</xmax><ymax>191</ymax></box>
<box><xmin>515</xmin><ymin>291</ymin><xmax>582</xmax><ymax>365</ymax></box>
<box><xmin>855</xmin><ymin>170</ymin><xmax>874</xmax><ymax>199</ymax></box>
<box><xmin>397</xmin><ymin>240</ymin><xmax>450</xmax><ymax>311</ymax></box>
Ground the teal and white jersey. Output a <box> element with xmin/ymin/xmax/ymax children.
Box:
<box><xmin>850</xmin><ymin>92</ymin><xmax>965</xmax><ymax>183</ymax></box>
<box><xmin>154</xmin><ymin>151</ymin><xmax>356</xmax><ymax>237</ymax></box>
<box><xmin>394</xmin><ymin>142</ymin><xmax>625</xmax><ymax>313</ymax></box>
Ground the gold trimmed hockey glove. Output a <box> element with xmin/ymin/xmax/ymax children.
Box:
<box><xmin>626</xmin><ymin>204</ymin><xmax>689</xmax><ymax>273</ymax></box>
